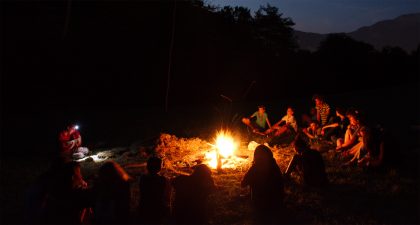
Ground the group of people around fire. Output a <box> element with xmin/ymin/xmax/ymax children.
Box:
<box><xmin>242</xmin><ymin>94</ymin><xmax>386</xmax><ymax>169</ymax></box>
<box><xmin>24</xmin><ymin>94</ymin><xmax>388</xmax><ymax>224</ymax></box>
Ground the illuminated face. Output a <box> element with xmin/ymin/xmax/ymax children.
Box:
<box><xmin>348</xmin><ymin>115</ymin><xmax>358</xmax><ymax>126</ymax></box>
<box><xmin>287</xmin><ymin>108</ymin><xmax>294</xmax><ymax>116</ymax></box>
<box><xmin>68</xmin><ymin>126</ymin><xmax>76</xmax><ymax>133</ymax></box>
<box><xmin>315</xmin><ymin>98</ymin><xmax>321</xmax><ymax>106</ymax></box>
<box><xmin>258</xmin><ymin>107</ymin><xmax>265</xmax><ymax>114</ymax></box>
<box><xmin>310</xmin><ymin>122</ymin><xmax>317</xmax><ymax>130</ymax></box>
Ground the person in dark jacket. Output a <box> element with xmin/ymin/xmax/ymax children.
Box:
<box><xmin>138</xmin><ymin>156</ymin><xmax>170</xmax><ymax>224</ymax></box>
<box><xmin>172</xmin><ymin>164</ymin><xmax>216</xmax><ymax>224</ymax></box>
<box><xmin>92</xmin><ymin>161</ymin><xmax>132</xmax><ymax>224</ymax></box>
<box><xmin>286</xmin><ymin>137</ymin><xmax>328</xmax><ymax>187</ymax></box>
<box><xmin>43</xmin><ymin>161</ymin><xmax>90</xmax><ymax>224</ymax></box>
<box><xmin>242</xmin><ymin>145</ymin><xmax>285</xmax><ymax>223</ymax></box>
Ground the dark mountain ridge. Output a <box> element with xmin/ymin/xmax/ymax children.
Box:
<box><xmin>295</xmin><ymin>13</ymin><xmax>420</xmax><ymax>52</ymax></box>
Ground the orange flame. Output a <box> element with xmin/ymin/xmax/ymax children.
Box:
<box><xmin>205</xmin><ymin>130</ymin><xmax>238</xmax><ymax>169</ymax></box>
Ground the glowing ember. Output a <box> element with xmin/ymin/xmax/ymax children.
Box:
<box><xmin>205</xmin><ymin>130</ymin><xmax>239</xmax><ymax>169</ymax></box>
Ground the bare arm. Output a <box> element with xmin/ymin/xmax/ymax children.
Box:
<box><xmin>75</xmin><ymin>136</ymin><xmax>82</xmax><ymax>147</ymax></box>
<box><xmin>322</xmin><ymin>123</ymin><xmax>339</xmax><ymax>130</ymax></box>
<box><xmin>266</xmin><ymin>117</ymin><xmax>272</xmax><ymax>129</ymax></box>
<box><xmin>64</xmin><ymin>140</ymin><xmax>77</xmax><ymax>149</ymax></box>
<box><xmin>303</xmin><ymin>128</ymin><xmax>315</xmax><ymax>139</ymax></box>
<box><xmin>340</xmin><ymin>126</ymin><xmax>360</xmax><ymax>149</ymax></box>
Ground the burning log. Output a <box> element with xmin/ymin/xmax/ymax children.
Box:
<box><xmin>156</xmin><ymin>132</ymin><xmax>251</xmax><ymax>174</ymax></box>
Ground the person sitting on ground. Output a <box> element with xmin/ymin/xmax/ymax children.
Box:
<box><xmin>266</xmin><ymin>107</ymin><xmax>298</xmax><ymax>146</ymax></box>
<box><xmin>43</xmin><ymin>161</ymin><xmax>91</xmax><ymax>224</ymax></box>
<box><xmin>138</xmin><ymin>156</ymin><xmax>171</xmax><ymax>224</ymax></box>
<box><xmin>301</xmin><ymin>107</ymin><xmax>317</xmax><ymax>128</ymax></box>
<box><xmin>313</xmin><ymin>94</ymin><xmax>331</xmax><ymax>126</ymax></box>
<box><xmin>302</xmin><ymin>120</ymin><xmax>322</xmax><ymax>145</ymax></box>
<box><xmin>241</xmin><ymin>144</ymin><xmax>285</xmax><ymax>223</ymax></box>
<box><xmin>285</xmin><ymin>137</ymin><xmax>328</xmax><ymax>187</ymax></box>
<box><xmin>337</xmin><ymin>109</ymin><xmax>369</xmax><ymax>166</ymax></box>
<box><xmin>336</xmin><ymin>109</ymin><xmax>364</xmax><ymax>151</ymax></box>
<box><xmin>91</xmin><ymin>161</ymin><xmax>132</xmax><ymax>224</ymax></box>
<box><xmin>266</xmin><ymin>106</ymin><xmax>298</xmax><ymax>136</ymax></box>
<box><xmin>59</xmin><ymin>124</ymin><xmax>88</xmax><ymax>160</ymax></box>
<box><xmin>24</xmin><ymin>160</ymin><xmax>86</xmax><ymax>224</ymax></box>
<box><xmin>357</xmin><ymin>126</ymin><xmax>386</xmax><ymax>169</ymax></box>
<box><xmin>358</xmin><ymin>125</ymin><xmax>392</xmax><ymax>170</ymax></box>
<box><xmin>172</xmin><ymin>164</ymin><xmax>216</xmax><ymax>224</ymax></box>
<box><xmin>242</xmin><ymin>105</ymin><xmax>272</xmax><ymax>135</ymax></box>
<box><xmin>320</xmin><ymin>107</ymin><xmax>349</xmax><ymax>143</ymax></box>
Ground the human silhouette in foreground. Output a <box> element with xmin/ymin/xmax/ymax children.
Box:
<box><xmin>172</xmin><ymin>164</ymin><xmax>216</xmax><ymax>224</ymax></box>
<box><xmin>91</xmin><ymin>161</ymin><xmax>132</xmax><ymax>224</ymax></box>
<box><xmin>285</xmin><ymin>137</ymin><xmax>328</xmax><ymax>188</ymax></box>
<box><xmin>138</xmin><ymin>156</ymin><xmax>171</xmax><ymax>224</ymax></box>
<box><xmin>242</xmin><ymin>144</ymin><xmax>285</xmax><ymax>224</ymax></box>
<box><xmin>43</xmin><ymin>161</ymin><xmax>90</xmax><ymax>224</ymax></box>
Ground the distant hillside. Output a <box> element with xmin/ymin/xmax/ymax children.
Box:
<box><xmin>295</xmin><ymin>13</ymin><xmax>420</xmax><ymax>52</ymax></box>
<box><xmin>293</xmin><ymin>30</ymin><xmax>326</xmax><ymax>51</ymax></box>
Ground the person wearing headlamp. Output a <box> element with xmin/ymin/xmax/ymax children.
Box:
<box><xmin>59</xmin><ymin>124</ymin><xmax>88</xmax><ymax>160</ymax></box>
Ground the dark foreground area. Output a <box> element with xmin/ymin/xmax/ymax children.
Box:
<box><xmin>0</xmin><ymin>136</ymin><xmax>419</xmax><ymax>225</ymax></box>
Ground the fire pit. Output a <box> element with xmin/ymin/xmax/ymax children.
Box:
<box><xmin>156</xmin><ymin>131</ymin><xmax>252</xmax><ymax>174</ymax></box>
<box><xmin>205</xmin><ymin>130</ymin><xmax>249</xmax><ymax>170</ymax></box>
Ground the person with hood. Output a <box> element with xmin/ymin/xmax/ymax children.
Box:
<box><xmin>242</xmin><ymin>145</ymin><xmax>285</xmax><ymax>223</ymax></box>
<box><xmin>172</xmin><ymin>164</ymin><xmax>216</xmax><ymax>224</ymax></box>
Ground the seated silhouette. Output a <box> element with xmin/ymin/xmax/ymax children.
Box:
<box><xmin>172</xmin><ymin>164</ymin><xmax>216</xmax><ymax>224</ymax></box>
<box><xmin>286</xmin><ymin>137</ymin><xmax>328</xmax><ymax>187</ymax></box>
<box><xmin>241</xmin><ymin>144</ymin><xmax>285</xmax><ymax>223</ymax></box>
<box><xmin>138</xmin><ymin>156</ymin><xmax>170</xmax><ymax>224</ymax></box>
<box><xmin>91</xmin><ymin>161</ymin><xmax>132</xmax><ymax>224</ymax></box>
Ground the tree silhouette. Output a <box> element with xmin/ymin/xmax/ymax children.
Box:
<box><xmin>253</xmin><ymin>4</ymin><xmax>297</xmax><ymax>53</ymax></box>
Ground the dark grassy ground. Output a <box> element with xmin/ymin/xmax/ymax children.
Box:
<box><xmin>1</xmin><ymin>133</ymin><xmax>419</xmax><ymax>225</ymax></box>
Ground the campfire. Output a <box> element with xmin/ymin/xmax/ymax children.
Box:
<box><xmin>155</xmin><ymin>131</ymin><xmax>251</xmax><ymax>174</ymax></box>
<box><xmin>205</xmin><ymin>130</ymin><xmax>240</xmax><ymax>170</ymax></box>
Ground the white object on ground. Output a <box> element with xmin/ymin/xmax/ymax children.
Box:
<box><xmin>248</xmin><ymin>141</ymin><xmax>260</xmax><ymax>151</ymax></box>
<box><xmin>73</xmin><ymin>147</ymin><xmax>89</xmax><ymax>159</ymax></box>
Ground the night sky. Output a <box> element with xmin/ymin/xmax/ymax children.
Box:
<box><xmin>208</xmin><ymin>0</ymin><xmax>420</xmax><ymax>33</ymax></box>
